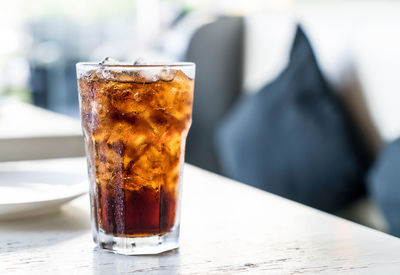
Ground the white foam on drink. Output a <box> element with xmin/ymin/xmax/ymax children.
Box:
<box><xmin>93</xmin><ymin>57</ymin><xmax>193</xmax><ymax>82</ymax></box>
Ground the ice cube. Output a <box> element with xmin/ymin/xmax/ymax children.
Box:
<box><xmin>159</xmin><ymin>68</ymin><xmax>177</xmax><ymax>82</ymax></box>
<box><xmin>133</xmin><ymin>58</ymin><xmax>148</xmax><ymax>65</ymax></box>
<box><xmin>135</xmin><ymin>69</ymin><xmax>160</xmax><ymax>83</ymax></box>
<box><xmin>99</xmin><ymin>56</ymin><xmax>119</xmax><ymax>65</ymax></box>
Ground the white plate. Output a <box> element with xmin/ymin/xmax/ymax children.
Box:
<box><xmin>0</xmin><ymin>169</ymin><xmax>87</xmax><ymax>220</ymax></box>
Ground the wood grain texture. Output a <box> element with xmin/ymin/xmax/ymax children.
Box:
<box><xmin>1</xmin><ymin>158</ymin><xmax>400</xmax><ymax>274</ymax></box>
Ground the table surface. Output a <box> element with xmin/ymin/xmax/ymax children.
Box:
<box><xmin>0</xmin><ymin>100</ymin><xmax>84</xmax><ymax>161</ymax></box>
<box><xmin>0</xmin><ymin>99</ymin><xmax>81</xmax><ymax>139</ymax></box>
<box><xmin>1</xmin><ymin>158</ymin><xmax>400</xmax><ymax>274</ymax></box>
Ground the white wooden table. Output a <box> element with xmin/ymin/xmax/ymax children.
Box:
<box><xmin>0</xmin><ymin>99</ymin><xmax>84</xmax><ymax>161</ymax></box>
<box><xmin>1</xmin><ymin>158</ymin><xmax>400</xmax><ymax>274</ymax></box>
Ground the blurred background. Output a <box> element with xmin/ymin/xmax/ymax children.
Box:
<box><xmin>1</xmin><ymin>0</ymin><xmax>400</xmax><ymax>236</ymax></box>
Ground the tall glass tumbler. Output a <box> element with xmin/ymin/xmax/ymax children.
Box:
<box><xmin>76</xmin><ymin>62</ymin><xmax>195</xmax><ymax>255</ymax></box>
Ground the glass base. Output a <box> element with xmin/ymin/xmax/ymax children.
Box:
<box><xmin>95</xmin><ymin>227</ymin><xmax>179</xmax><ymax>255</ymax></box>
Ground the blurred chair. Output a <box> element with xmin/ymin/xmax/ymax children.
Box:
<box><xmin>185</xmin><ymin>16</ymin><xmax>244</xmax><ymax>173</ymax></box>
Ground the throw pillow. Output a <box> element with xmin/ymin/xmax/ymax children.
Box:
<box><xmin>215</xmin><ymin>25</ymin><xmax>372</xmax><ymax>212</ymax></box>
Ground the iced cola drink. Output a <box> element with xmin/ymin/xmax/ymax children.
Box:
<box><xmin>76</xmin><ymin>62</ymin><xmax>194</xmax><ymax>255</ymax></box>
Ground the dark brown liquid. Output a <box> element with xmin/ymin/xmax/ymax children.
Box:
<box><xmin>78</xmin><ymin>69</ymin><xmax>193</xmax><ymax>237</ymax></box>
<box><xmin>98</xmin><ymin>185</ymin><xmax>176</xmax><ymax>236</ymax></box>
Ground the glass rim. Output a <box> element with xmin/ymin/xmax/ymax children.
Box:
<box><xmin>76</xmin><ymin>62</ymin><xmax>195</xmax><ymax>68</ymax></box>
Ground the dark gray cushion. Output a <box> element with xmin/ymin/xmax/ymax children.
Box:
<box><xmin>368</xmin><ymin>138</ymin><xmax>400</xmax><ymax>237</ymax></box>
<box><xmin>215</xmin><ymin>26</ymin><xmax>371</xmax><ymax>212</ymax></box>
